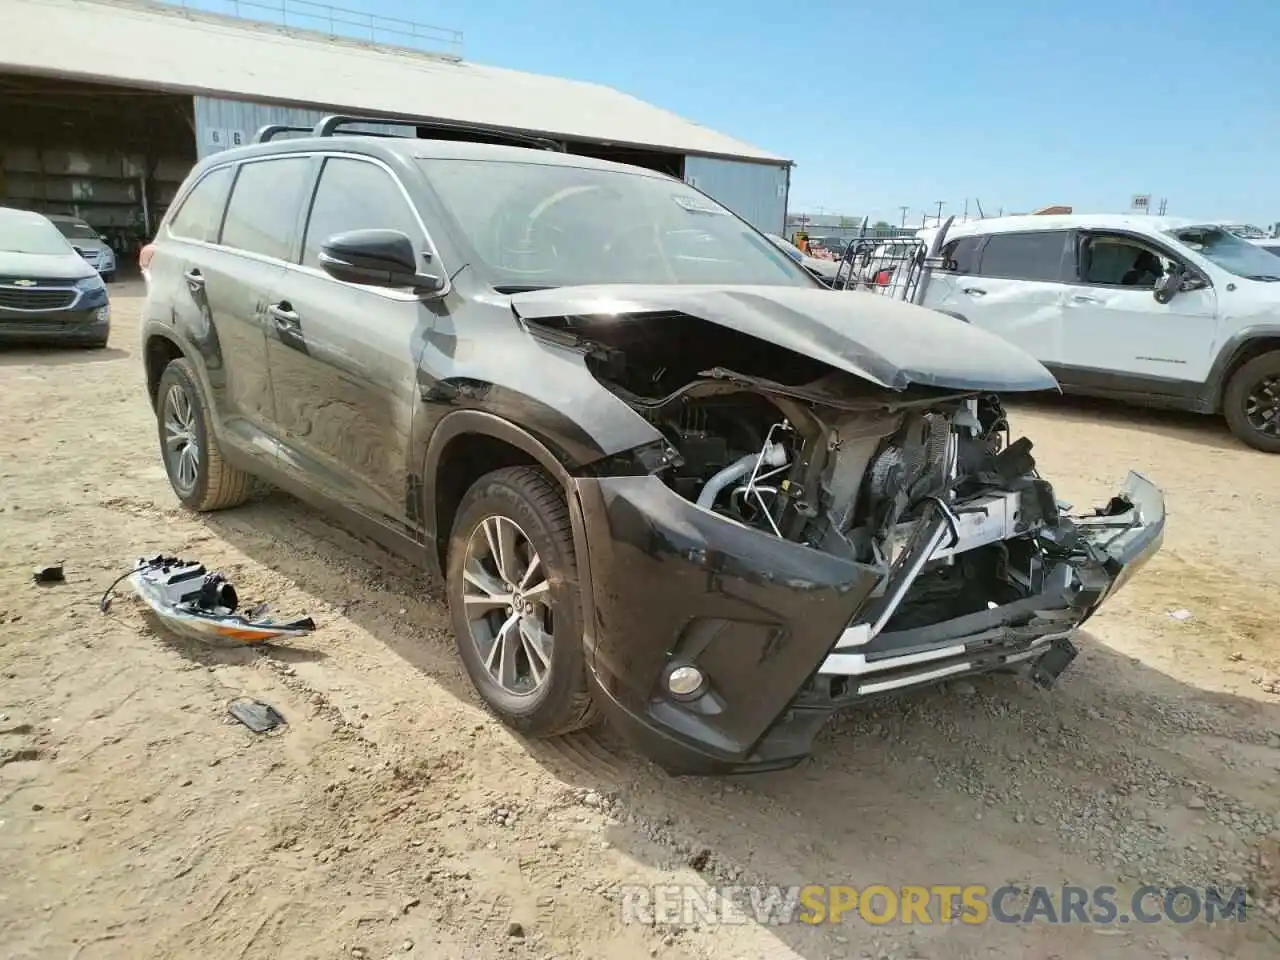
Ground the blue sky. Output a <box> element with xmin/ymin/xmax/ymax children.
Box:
<box><xmin>192</xmin><ymin>0</ymin><xmax>1278</xmax><ymax>223</ymax></box>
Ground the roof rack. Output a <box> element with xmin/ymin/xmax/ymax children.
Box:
<box><xmin>253</xmin><ymin>124</ymin><xmax>316</xmax><ymax>144</ymax></box>
<box><xmin>311</xmin><ymin>114</ymin><xmax>564</xmax><ymax>152</ymax></box>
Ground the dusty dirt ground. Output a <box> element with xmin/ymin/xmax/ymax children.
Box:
<box><xmin>2</xmin><ymin>282</ymin><xmax>1279</xmax><ymax>960</ymax></box>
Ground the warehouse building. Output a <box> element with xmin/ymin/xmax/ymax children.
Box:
<box><xmin>0</xmin><ymin>0</ymin><xmax>791</xmax><ymax>265</ymax></box>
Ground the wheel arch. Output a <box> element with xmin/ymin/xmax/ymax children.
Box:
<box><xmin>143</xmin><ymin>329</ymin><xmax>189</xmax><ymax>410</ymax></box>
<box><xmin>422</xmin><ymin>410</ymin><xmax>573</xmax><ymax>578</ymax></box>
<box><xmin>1206</xmin><ymin>327</ymin><xmax>1280</xmax><ymax>413</ymax></box>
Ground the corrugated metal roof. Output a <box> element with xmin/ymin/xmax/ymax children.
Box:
<box><xmin>1</xmin><ymin>0</ymin><xmax>789</xmax><ymax>164</ymax></box>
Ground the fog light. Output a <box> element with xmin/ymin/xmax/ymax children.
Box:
<box><xmin>666</xmin><ymin>665</ymin><xmax>705</xmax><ymax>698</ymax></box>
<box><xmin>95</xmin><ymin>306</ymin><xmax>110</xmax><ymax>322</ymax></box>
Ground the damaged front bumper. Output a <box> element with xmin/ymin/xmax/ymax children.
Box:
<box><xmin>573</xmin><ymin>472</ymin><xmax>1164</xmax><ymax>776</ymax></box>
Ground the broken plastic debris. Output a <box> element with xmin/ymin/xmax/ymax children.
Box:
<box><xmin>227</xmin><ymin>699</ymin><xmax>285</xmax><ymax>733</ymax></box>
<box><xmin>33</xmin><ymin>563</ymin><xmax>65</xmax><ymax>585</ymax></box>
<box><xmin>1167</xmin><ymin>609</ymin><xmax>1193</xmax><ymax>621</ymax></box>
<box><xmin>99</xmin><ymin>554</ymin><xmax>316</xmax><ymax>646</ymax></box>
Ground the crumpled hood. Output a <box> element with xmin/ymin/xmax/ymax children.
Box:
<box><xmin>510</xmin><ymin>284</ymin><xmax>1060</xmax><ymax>393</ymax></box>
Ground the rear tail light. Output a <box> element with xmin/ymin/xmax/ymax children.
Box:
<box><xmin>874</xmin><ymin>269</ymin><xmax>893</xmax><ymax>286</ymax></box>
<box><xmin>139</xmin><ymin>242</ymin><xmax>156</xmax><ymax>285</ymax></box>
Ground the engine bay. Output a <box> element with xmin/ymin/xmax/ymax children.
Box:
<box><xmin>523</xmin><ymin>306</ymin><xmax>1115</xmax><ymax>635</ymax></box>
<box><xmin>641</xmin><ymin>389</ymin><xmax>1021</xmax><ymax>557</ymax></box>
<box><xmin>638</xmin><ymin>384</ymin><xmax>1072</xmax><ymax>632</ymax></box>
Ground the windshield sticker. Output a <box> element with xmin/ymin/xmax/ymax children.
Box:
<box><xmin>673</xmin><ymin>195</ymin><xmax>728</xmax><ymax>215</ymax></box>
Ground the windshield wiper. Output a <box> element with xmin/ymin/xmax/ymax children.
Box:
<box><xmin>1242</xmin><ymin>275</ymin><xmax>1280</xmax><ymax>282</ymax></box>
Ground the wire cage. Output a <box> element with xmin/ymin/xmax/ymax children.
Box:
<box><xmin>832</xmin><ymin>235</ymin><xmax>929</xmax><ymax>300</ymax></box>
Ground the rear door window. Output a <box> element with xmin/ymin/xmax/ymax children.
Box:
<box><xmin>300</xmin><ymin>157</ymin><xmax>423</xmax><ymax>269</ymax></box>
<box><xmin>219</xmin><ymin>156</ymin><xmax>312</xmax><ymax>260</ymax></box>
<box><xmin>978</xmin><ymin>231</ymin><xmax>1070</xmax><ymax>281</ymax></box>
<box><xmin>168</xmin><ymin>166</ymin><xmax>235</xmax><ymax>243</ymax></box>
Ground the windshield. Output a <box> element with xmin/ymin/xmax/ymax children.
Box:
<box><xmin>0</xmin><ymin>213</ymin><xmax>76</xmax><ymax>255</ymax></box>
<box><xmin>1167</xmin><ymin>225</ymin><xmax>1280</xmax><ymax>281</ymax></box>
<box><xmin>51</xmin><ymin>219</ymin><xmax>100</xmax><ymax>240</ymax></box>
<box><xmin>419</xmin><ymin>159</ymin><xmax>813</xmax><ymax>289</ymax></box>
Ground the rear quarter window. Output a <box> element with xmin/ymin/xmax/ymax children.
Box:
<box><xmin>168</xmin><ymin>166</ymin><xmax>235</xmax><ymax>243</ymax></box>
<box><xmin>939</xmin><ymin>236</ymin><xmax>983</xmax><ymax>274</ymax></box>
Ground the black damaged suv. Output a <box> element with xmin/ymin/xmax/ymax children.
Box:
<box><xmin>141</xmin><ymin>117</ymin><xmax>1165</xmax><ymax>775</ymax></box>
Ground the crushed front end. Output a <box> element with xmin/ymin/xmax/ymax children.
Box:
<box><xmin>518</xmin><ymin>300</ymin><xmax>1165</xmax><ymax>775</ymax></box>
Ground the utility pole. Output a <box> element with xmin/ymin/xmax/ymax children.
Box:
<box><xmin>934</xmin><ymin>200</ymin><xmax>946</xmax><ymax>224</ymax></box>
<box><xmin>963</xmin><ymin>197</ymin><xmax>969</xmax><ymax>220</ymax></box>
<box><xmin>898</xmin><ymin>205</ymin><xmax>909</xmax><ymax>227</ymax></box>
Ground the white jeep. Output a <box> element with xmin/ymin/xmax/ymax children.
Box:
<box><xmin>916</xmin><ymin>214</ymin><xmax>1280</xmax><ymax>452</ymax></box>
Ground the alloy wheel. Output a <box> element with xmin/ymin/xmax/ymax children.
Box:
<box><xmin>163</xmin><ymin>383</ymin><xmax>200</xmax><ymax>495</ymax></box>
<box><xmin>1244</xmin><ymin>374</ymin><xmax>1280</xmax><ymax>438</ymax></box>
<box><xmin>461</xmin><ymin>515</ymin><xmax>555</xmax><ymax>695</ymax></box>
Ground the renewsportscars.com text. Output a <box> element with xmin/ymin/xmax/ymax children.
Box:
<box><xmin>619</xmin><ymin>883</ymin><xmax>1251</xmax><ymax>927</ymax></box>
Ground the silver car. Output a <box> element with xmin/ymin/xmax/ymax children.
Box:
<box><xmin>46</xmin><ymin>215</ymin><xmax>117</xmax><ymax>282</ymax></box>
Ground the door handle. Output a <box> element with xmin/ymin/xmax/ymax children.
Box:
<box><xmin>1070</xmin><ymin>294</ymin><xmax>1101</xmax><ymax>304</ymax></box>
<box><xmin>962</xmin><ymin>287</ymin><xmax>987</xmax><ymax>296</ymax></box>
<box><xmin>183</xmin><ymin>268</ymin><xmax>204</xmax><ymax>290</ymax></box>
<box><xmin>268</xmin><ymin>303</ymin><xmax>300</xmax><ymax>328</ymax></box>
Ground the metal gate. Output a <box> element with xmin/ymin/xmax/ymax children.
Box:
<box><xmin>828</xmin><ymin>218</ymin><xmax>957</xmax><ymax>307</ymax></box>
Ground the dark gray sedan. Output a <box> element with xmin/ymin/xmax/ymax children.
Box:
<box><xmin>0</xmin><ymin>207</ymin><xmax>111</xmax><ymax>348</ymax></box>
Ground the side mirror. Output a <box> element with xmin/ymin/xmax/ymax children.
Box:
<box><xmin>318</xmin><ymin>229</ymin><xmax>444</xmax><ymax>295</ymax></box>
<box><xmin>1153</xmin><ymin>267</ymin><xmax>1181</xmax><ymax>304</ymax></box>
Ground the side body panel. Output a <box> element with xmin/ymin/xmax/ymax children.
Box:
<box><xmin>944</xmin><ymin>274</ymin><xmax>1067</xmax><ymax>366</ymax></box>
<box><xmin>145</xmin><ymin>160</ymin><xmax>282</xmax><ymax>468</ymax></box>
<box><xmin>925</xmin><ymin>232</ymin><xmax>1069</xmax><ymax>366</ymax></box>
<box><xmin>1055</xmin><ymin>229</ymin><xmax>1220</xmax><ymax>393</ymax></box>
<box><xmin>268</xmin><ymin>267</ymin><xmax>431</xmax><ymax>536</ymax></box>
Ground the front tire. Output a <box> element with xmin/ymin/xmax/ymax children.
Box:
<box><xmin>446</xmin><ymin>466</ymin><xmax>598</xmax><ymax>737</ymax></box>
<box><xmin>155</xmin><ymin>358</ymin><xmax>254</xmax><ymax>510</ymax></box>
<box><xmin>1223</xmin><ymin>352</ymin><xmax>1280</xmax><ymax>453</ymax></box>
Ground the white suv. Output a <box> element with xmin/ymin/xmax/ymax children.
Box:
<box><xmin>921</xmin><ymin>214</ymin><xmax>1280</xmax><ymax>452</ymax></box>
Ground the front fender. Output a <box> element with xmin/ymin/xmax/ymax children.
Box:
<box><xmin>1202</xmin><ymin>324</ymin><xmax>1280</xmax><ymax>412</ymax></box>
<box><xmin>419</xmin><ymin>409</ymin><xmax>574</xmax><ymax>550</ymax></box>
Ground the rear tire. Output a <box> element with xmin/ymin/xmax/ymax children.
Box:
<box><xmin>446</xmin><ymin>465</ymin><xmax>599</xmax><ymax>737</ymax></box>
<box><xmin>1223</xmin><ymin>351</ymin><xmax>1280</xmax><ymax>453</ymax></box>
<box><xmin>156</xmin><ymin>358</ymin><xmax>254</xmax><ymax>511</ymax></box>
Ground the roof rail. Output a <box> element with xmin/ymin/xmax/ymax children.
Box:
<box><xmin>311</xmin><ymin>114</ymin><xmax>563</xmax><ymax>152</ymax></box>
<box><xmin>253</xmin><ymin>124</ymin><xmax>316</xmax><ymax>144</ymax></box>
